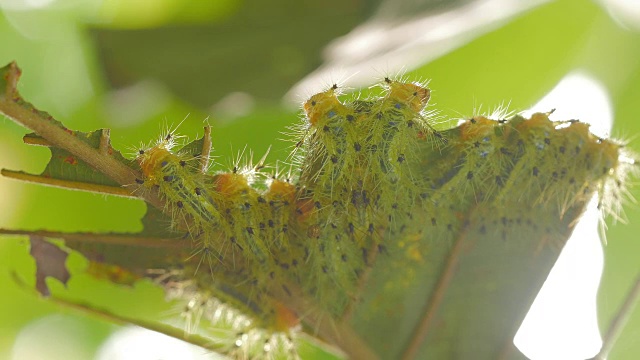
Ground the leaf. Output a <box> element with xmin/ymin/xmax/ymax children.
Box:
<box><xmin>324</xmin><ymin>112</ymin><xmax>623</xmax><ymax>358</ymax></box>
<box><xmin>1</xmin><ymin>131</ymin><xmax>140</xmax><ymax>198</ymax></box>
<box><xmin>0</xmin><ymin>62</ymin><xmax>144</xmax><ymax>194</ymax></box>
<box><xmin>38</xmin><ymin>130</ymin><xmax>134</xmax><ymax>185</ymax></box>
<box><xmin>1</xmin><ymin>62</ymin><xmax>636</xmax><ymax>360</ymax></box>
<box><xmin>92</xmin><ymin>0</ymin><xmax>371</xmax><ymax>108</ymax></box>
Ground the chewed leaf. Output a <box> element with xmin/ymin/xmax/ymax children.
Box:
<box><xmin>40</xmin><ymin>130</ymin><xmax>136</xmax><ymax>185</ymax></box>
<box><xmin>2</xmin><ymin>61</ymin><xmax>637</xmax><ymax>360</ymax></box>
<box><xmin>29</xmin><ymin>236</ymin><xmax>70</xmax><ymax>296</ymax></box>
<box><xmin>1</xmin><ymin>131</ymin><xmax>137</xmax><ymax>197</ymax></box>
<box><xmin>56</xmin><ymin>204</ymin><xmax>192</xmax><ymax>279</ymax></box>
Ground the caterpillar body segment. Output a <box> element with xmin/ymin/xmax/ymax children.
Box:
<box><xmin>136</xmin><ymin>140</ymin><xmax>225</xmax><ymax>248</ymax></box>
<box><xmin>264</xmin><ymin>178</ymin><xmax>297</xmax><ymax>251</ymax></box>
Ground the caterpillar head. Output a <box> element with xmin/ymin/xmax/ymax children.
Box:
<box><xmin>303</xmin><ymin>84</ymin><xmax>345</xmax><ymax>127</ymax></box>
<box><xmin>384</xmin><ymin>78</ymin><xmax>431</xmax><ymax>112</ymax></box>
<box><xmin>136</xmin><ymin>146</ymin><xmax>174</xmax><ymax>184</ymax></box>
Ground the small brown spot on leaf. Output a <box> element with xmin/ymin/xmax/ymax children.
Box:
<box><xmin>63</xmin><ymin>156</ymin><xmax>78</xmax><ymax>165</ymax></box>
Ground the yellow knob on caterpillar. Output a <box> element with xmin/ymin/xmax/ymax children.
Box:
<box><xmin>214</xmin><ymin>172</ymin><xmax>250</xmax><ymax>195</ymax></box>
<box><xmin>384</xmin><ymin>78</ymin><xmax>431</xmax><ymax>112</ymax></box>
<box><xmin>136</xmin><ymin>146</ymin><xmax>175</xmax><ymax>185</ymax></box>
<box><xmin>303</xmin><ymin>84</ymin><xmax>347</xmax><ymax>127</ymax></box>
<box><xmin>268</xmin><ymin>179</ymin><xmax>296</xmax><ymax>200</ymax></box>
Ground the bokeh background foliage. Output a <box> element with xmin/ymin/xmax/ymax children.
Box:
<box><xmin>1</xmin><ymin>0</ymin><xmax>639</xmax><ymax>359</ymax></box>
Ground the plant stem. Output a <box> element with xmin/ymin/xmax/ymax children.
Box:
<box><xmin>593</xmin><ymin>271</ymin><xmax>640</xmax><ymax>360</ymax></box>
<box><xmin>0</xmin><ymin>61</ymin><xmax>163</xmax><ymax>208</ymax></box>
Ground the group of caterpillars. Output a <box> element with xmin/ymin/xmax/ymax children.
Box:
<box><xmin>134</xmin><ymin>77</ymin><xmax>630</xmax><ymax>359</ymax></box>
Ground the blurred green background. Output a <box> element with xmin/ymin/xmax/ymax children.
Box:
<box><xmin>1</xmin><ymin>0</ymin><xmax>639</xmax><ymax>359</ymax></box>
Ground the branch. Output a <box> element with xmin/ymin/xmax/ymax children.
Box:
<box><xmin>0</xmin><ymin>229</ymin><xmax>185</xmax><ymax>248</ymax></box>
<box><xmin>1</xmin><ymin>169</ymin><xmax>136</xmax><ymax>198</ymax></box>
<box><xmin>593</xmin><ymin>271</ymin><xmax>640</xmax><ymax>360</ymax></box>
<box><xmin>0</xmin><ymin>61</ymin><xmax>162</xmax><ymax>208</ymax></box>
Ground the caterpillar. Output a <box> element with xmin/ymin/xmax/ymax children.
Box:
<box><xmin>105</xmin><ymin>77</ymin><xmax>636</xmax><ymax>359</ymax></box>
<box><xmin>135</xmin><ymin>132</ymin><xmax>232</xmax><ymax>275</ymax></box>
<box><xmin>132</xmin><ymin>78</ymin><xmax>446</xmax><ymax>328</ymax></box>
<box><xmin>2</xmin><ymin>48</ymin><xmax>637</xmax><ymax>359</ymax></box>
<box><xmin>135</xmin><ymin>131</ymin><xmax>302</xmax><ymax>357</ymax></box>
<box><xmin>289</xmin><ymin>78</ymin><xmax>444</xmax><ymax>315</ymax></box>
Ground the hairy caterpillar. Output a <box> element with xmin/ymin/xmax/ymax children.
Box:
<box><xmin>130</xmin><ymin>78</ymin><xmax>447</xmax><ymax>341</ymax></box>
<box><xmin>336</xmin><ymin>111</ymin><xmax>632</xmax><ymax>358</ymax></box>
<box><xmin>3</xmin><ymin>45</ymin><xmax>638</xmax><ymax>360</ymax></box>
<box><xmin>291</xmin><ymin>78</ymin><xmax>443</xmax><ymax>314</ymax></box>
<box><xmin>135</xmin><ymin>76</ymin><xmax>633</xmax><ymax>351</ymax></box>
<box><xmin>6</xmin><ymin>67</ymin><xmax>631</xmax><ymax>359</ymax></box>
<box><xmin>135</xmin><ymin>131</ymin><xmax>304</xmax><ymax>358</ymax></box>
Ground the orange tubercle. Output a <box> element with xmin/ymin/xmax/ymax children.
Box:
<box><xmin>137</xmin><ymin>146</ymin><xmax>174</xmax><ymax>181</ymax></box>
<box><xmin>273</xmin><ymin>302</ymin><xmax>300</xmax><ymax>331</ymax></box>
<box><xmin>269</xmin><ymin>179</ymin><xmax>296</xmax><ymax>201</ymax></box>
<box><xmin>387</xmin><ymin>81</ymin><xmax>431</xmax><ymax>112</ymax></box>
<box><xmin>516</xmin><ymin>112</ymin><xmax>555</xmax><ymax>132</ymax></box>
<box><xmin>458</xmin><ymin>116</ymin><xmax>497</xmax><ymax>142</ymax></box>
<box><xmin>214</xmin><ymin>172</ymin><xmax>250</xmax><ymax>195</ymax></box>
<box><xmin>303</xmin><ymin>86</ymin><xmax>346</xmax><ymax>127</ymax></box>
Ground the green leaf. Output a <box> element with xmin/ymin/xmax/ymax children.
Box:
<box><xmin>2</xmin><ymin>60</ymin><xmax>631</xmax><ymax>358</ymax></box>
<box><xmin>92</xmin><ymin>0</ymin><xmax>372</xmax><ymax>108</ymax></box>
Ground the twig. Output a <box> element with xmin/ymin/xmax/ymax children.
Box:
<box><xmin>1</xmin><ymin>169</ymin><xmax>136</xmax><ymax>198</ymax></box>
<box><xmin>593</xmin><ymin>271</ymin><xmax>640</xmax><ymax>360</ymax></box>
<box><xmin>0</xmin><ymin>229</ymin><xmax>185</xmax><ymax>248</ymax></box>
<box><xmin>0</xmin><ymin>62</ymin><xmax>162</xmax><ymax>208</ymax></box>
<box><xmin>200</xmin><ymin>126</ymin><xmax>212</xmax><ymax>173</ymax></box>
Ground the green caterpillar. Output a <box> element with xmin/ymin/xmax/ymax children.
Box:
<box><xmin>131</xmin><ymin>77</ymin><xmax>632</xmax><ymax>358</ymax></box>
